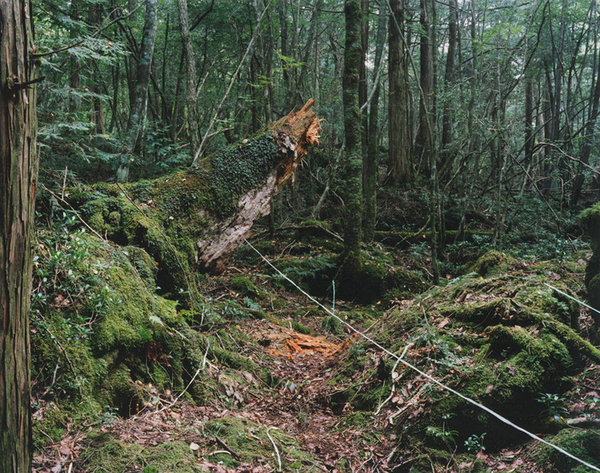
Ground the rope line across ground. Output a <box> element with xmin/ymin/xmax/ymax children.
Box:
<box><xmin>244</xmin><ymin>239</ymin><xmax>600</xmax><ymax>473</ymax></box>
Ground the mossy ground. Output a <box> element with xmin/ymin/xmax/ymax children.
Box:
<box><xmin>32</xmin><ymin>187</ymin><xmax>600</xmax><ymax>472</ymax></box>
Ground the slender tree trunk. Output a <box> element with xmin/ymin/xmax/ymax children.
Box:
<box><xmin>118</xmin><ymin>0</ymin><xmax>158</xmax><ymax>181</ymax></box>
<box><xmin>296</xmin><ymin>0</ymin><xmax>323</xmax><ymax>104</ymax></box>
<box><xmin>572</xmin><ymin>15</ymin><xmax>600</xmax><ymax>207</ymax></box>
<box><xmin>0</xmin><ymin>0</ymin><xmax>38</xmax><ymax>470</ymax></box>
<box><xmin>440</xmin><ymin>0</ymin><xmax>457</xmax><ymax>168</ymax></box>
<box><xmin>89</xmin><ymin>3</ymin><xmax>106</xmax><ymax>134</ymax></box>
<box><xmin>278</xmin><ymin>0</ymin><xmax>293</xmax><ymax>110</ymax></box>
<box><xmin>524</xmin><ymin>79</ymin><xmax>534</xmax><ymax>166</ymax></box>
<box><xmin>414</xmin><ymin>0</ymin><xmax>434</xmax><ymax>166</ymax></box>
<box><xmin>542</xmin><ymin>79</ymin><xmax>554</xmax><ymax>196</ymax></box>
<box><xmin>69</xmin><ymin>3</ymin><xmax>81</xmax><ymax>112</ymax></box>
<box><xmin>177</xmin><ymin>0</ymin><xmax>201</xmax><ymax>151</ymax></box>
<box><xmin>359</xmin><ymin>0</ymin><xmax>369</xmax><ymax>155</ymax></box>
<box><xmin>388</xmin><ymin>0</ymin><xmax>410</xmax><ymax>184</ymax></box>
<box><xmin>343</xmin><ymin>0</ymin><xmax>363</xmax><ymax>274</ymax></box>
<box><xmin>364</xmin><ymin>0</ymin><xmax>387</xmax><ymax>242</ymax></box>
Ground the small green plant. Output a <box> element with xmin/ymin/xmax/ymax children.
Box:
<box><xmin>426</xmin><ymin>425</ymin><xmax>458</xmax><ymax>444</ymax></box>
<box><xmin>537</xmin><ymin>393</ymin><xmax>569</xmax><ymax>419</ymax></box>
<box><xmin>464</xmin><ymin>432</ymin><xmax>486</xmax><ymax>453</ymax></box>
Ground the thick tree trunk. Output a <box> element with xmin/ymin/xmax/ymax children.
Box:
<box><xmin>388</xmin><ymin>0</ymin><xmax>410</xmax><ymax>184</ymax></box>
<box><xmin>0</xmin><ymin>0</ymin><xmax>38</xmax><ymax>470</ymax></box>
<box><xmin>342</xmin><ymin>0</ymin><xmax>363</xmax><ymax>274</ymax></box>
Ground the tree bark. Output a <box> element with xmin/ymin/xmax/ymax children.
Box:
<box><xmin>0</xmin><ymin>0</ymin><xmax>38</xmax><ymax>470</ymax></box>
<box><xmin>118</xmin><ymin>0</ymin><xmax>158</xmax><ymax>181</ymax></box>
<box><xmin>177</xmin><ymin>0</ymin><xmax>201</xmax><ymax>151</ymax></box>
<box><xmin>440</xmin><ymin>0</ymin><xmax>457</xmax><ymax>167</ymax></box>
<box><xmin>388</xmin><ymin>0</ymin><xmax>410</xmax><ymax>184</ymax></box>
<box><xmin>342</xmin><ymin>0</ymin><xmax>363</xmax><ymax>273</ymax></box>
<box><xmin>414</xmin><ymin>0</ymin><xmax>434</xmax><ymax>166</ymax></box>
<box><xmin>364</xmin><ymin>0</ymin><xmax>387</xmax><ymax>242</ymax></box>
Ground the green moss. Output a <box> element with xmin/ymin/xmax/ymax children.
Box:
<box><xmin>445</xmin><ymin>298</ymin><xmax>512</xmax><ymax>326</ymax></box>
<box><xmin>579</xmin><ymin>203</ymin><xmax>600</xmax><ymax>247</ymax></box>
<box><xmin>92</xmin><ymin>263</ymin><xmax>176</xmax><ymax>354</ymax></box>
<box><xmin>204</xmin><ymin>134</ymin><xmax>279</xmax><ymax>218</ymax></box>
<box><xmin>535</xmin><ymin>428</ymin><xmax>600</xmax><ymax>472</ymax></box>
<box><xmin>124</xmin><ymin>246</ymin><xmax>158</xmax><ymax>289</ymax></box>
<box><xmin>471</xmin><ymin>250</ymin><xmax>519</xmax><ymax>277</ymax></box>
<box><xmin>204</xmin><ymin>417</ymin><xmax>320</xmax><ymax>470</ymax></box>
<box><xmin>291</xmin><ymin>320</ymin><xmax>313</xmax><ymax>335</ymax></box>
<box><xmin>81</xmin><ymin>435</ymin><xmax>202</xmax><ymax>473</ymax></box>
<box><xmin>230</xmin><ymin>275</ymin><xmax>265</xmax><ymax>299</ymax></box>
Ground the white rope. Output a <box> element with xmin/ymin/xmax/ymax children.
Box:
<box><xmin>244</xmin><ymin>239</ymin><xmax>600</xmax><ymax>472</ymax></box>
<box><xmin>544</xmin><ymin>282</ymin><xmax>600</xmax><ymax>316</ymax></box>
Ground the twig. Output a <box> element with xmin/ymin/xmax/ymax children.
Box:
<box><xmin>265</xmin><ymin>427</ymin><xmax>282</xmax><ymax>472</ymax></box>
<box><xmin>214</xmin><ymin>436</ymin><xmax>241</xmax><ymax>460</ymax></box>
<box><xmin>61</xmin><ymin>166</ymin><xmax>68</xmax><ymax>200</ymax></box>
<box><xmin>33</xmin><ymin>3</ymin><xmax>143</xmax><ymax>58</ymax></box>
<box><xmin>155</xmin><ymin>350</ymin><xmax>207</xmax><ymax>415</ymax></box>
<box><xmin>41</xmin><ymin>185</ymin><xmax>106</xmax><ymax>241</ymax></box>
<box><xmin>375</xmin><ymin>345</ymin><xmax>410</xmax><ymax>416</ymax></box>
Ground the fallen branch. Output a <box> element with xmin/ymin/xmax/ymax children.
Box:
<box><xmin>265</xmin><ymin>427</ymin><xmax>282</xmax><ymax>472</ymax></box>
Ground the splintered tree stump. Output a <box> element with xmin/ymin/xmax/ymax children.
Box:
<box><xmin>65</xmin><ymin>100</ymin><xmax>322</xmax><ymax>282</ymax></box>
<box><xmin>196</xmin><ymin>99</ymin><xmax>321</xmax><ymax>272</ymax></box>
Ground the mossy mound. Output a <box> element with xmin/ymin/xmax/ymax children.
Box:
<box><xmin>334</xmin><ymin>255</ymin><xmax>597</xmax><ymax>453</ymax></box>
<box><xmin>80</xmin><ymin>435</ymin><xmax>203</xmax><ymax>473</ymax></box>
<box><xmin>31</xmin><ymin>224</ymin><xmax>270</xmax><ymax>449</ymax></box>
<box><xmin>78</xmin><ymin>416</ymin><xmax>321</xmax><ymax>472</ymax></box>
<box><xmin>204</xmin><ymin>417</ymin><xmax>320</xmax><ymax>470</ymax></box>
<box><xmin>579</xmin><ymin>202</ymin><xmax>600</xmax><ymax>338</ymax></box>
<box><xmin>471</xmin><ymin>250</ymin><xmax>521</xmax><ymax>277</ymax></box>
<box><xmin>230</xmin><ymin>275</ymin><xmax>266</xmax><ymax>299</ymax></box>
<box><xmin>275</xmin><ymin>249</ymin><xmax>427</xmax><ymax>304</ymax></box>
<box><xmin>534</xmin><ymin>428</ymin><xmax>600</xmax><ymax>473</ymax></box>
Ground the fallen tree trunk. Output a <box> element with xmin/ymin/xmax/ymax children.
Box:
<box><xmin>56</xmin><ymin>100</ymin><xmax>321</xmax><ymax>288</ymax></box>
<box><xmin>196</xmin><ymin>99</ymin><xmax>321</xmax><ymax>271</ymax></box>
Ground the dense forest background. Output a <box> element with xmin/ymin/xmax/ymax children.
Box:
<box><xmin>13</xmin><ymin>0</ymin><xmax>600</xmax><ymax>471</ymax></box>
<box><xmin>36</xmin><ymin>0</ymin><xmax>600</xmax><ymax>252</ymax></box>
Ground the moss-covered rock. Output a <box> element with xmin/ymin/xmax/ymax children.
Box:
<box><xmin>579</xmin><ymin>202</ymin><xmax>600</xmax><ymax>339</ymax></box>
<box><xmin>534</xmin><ymin>428</ymin><xmax>600</xmax><ymax>473</ymax></box>
<box><xmin>471</xmin><ymin>250</ymin><xmax>520</xmax><ymax>277</ymax></box>
<box><xmin>230</xmin><ymin>275</ymin><xmax>266</xmax><ymax>299</ymax></box>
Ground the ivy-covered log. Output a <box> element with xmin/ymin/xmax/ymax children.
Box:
<box><xmin>57</xmin><ymin>100</ymin><xmax>321</xmax><ymax>287</ymax></box>
<box><xmin>195</xmin><ymin>99</ymin><xmax>321</xmax><ymax>271</ymax></box>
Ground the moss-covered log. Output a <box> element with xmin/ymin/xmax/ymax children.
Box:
<box><xmin>60</xmin><ymin>100</ymin><xmax>321</xmax><ymax>280</ymax></box>
<box><xmin>196</xmin><ymin>99</ymin><xmax>321</xmax><ymax>271</ymax></box>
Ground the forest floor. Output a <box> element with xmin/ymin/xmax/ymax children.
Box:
<box><xmin>31</xmin><ymin>227</ymin><xmax>600</xmax><ymax>473</ymax></box>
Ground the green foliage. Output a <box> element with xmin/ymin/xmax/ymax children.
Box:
<box><xmin>464</xmin><ymin>433</ymin><xmax>486</xmax><ymax>453</ymax></box>
<box><xmin>537</xmin><ymin>393</ymin><xmax>569</xmax><ymax>419</ymax></box>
